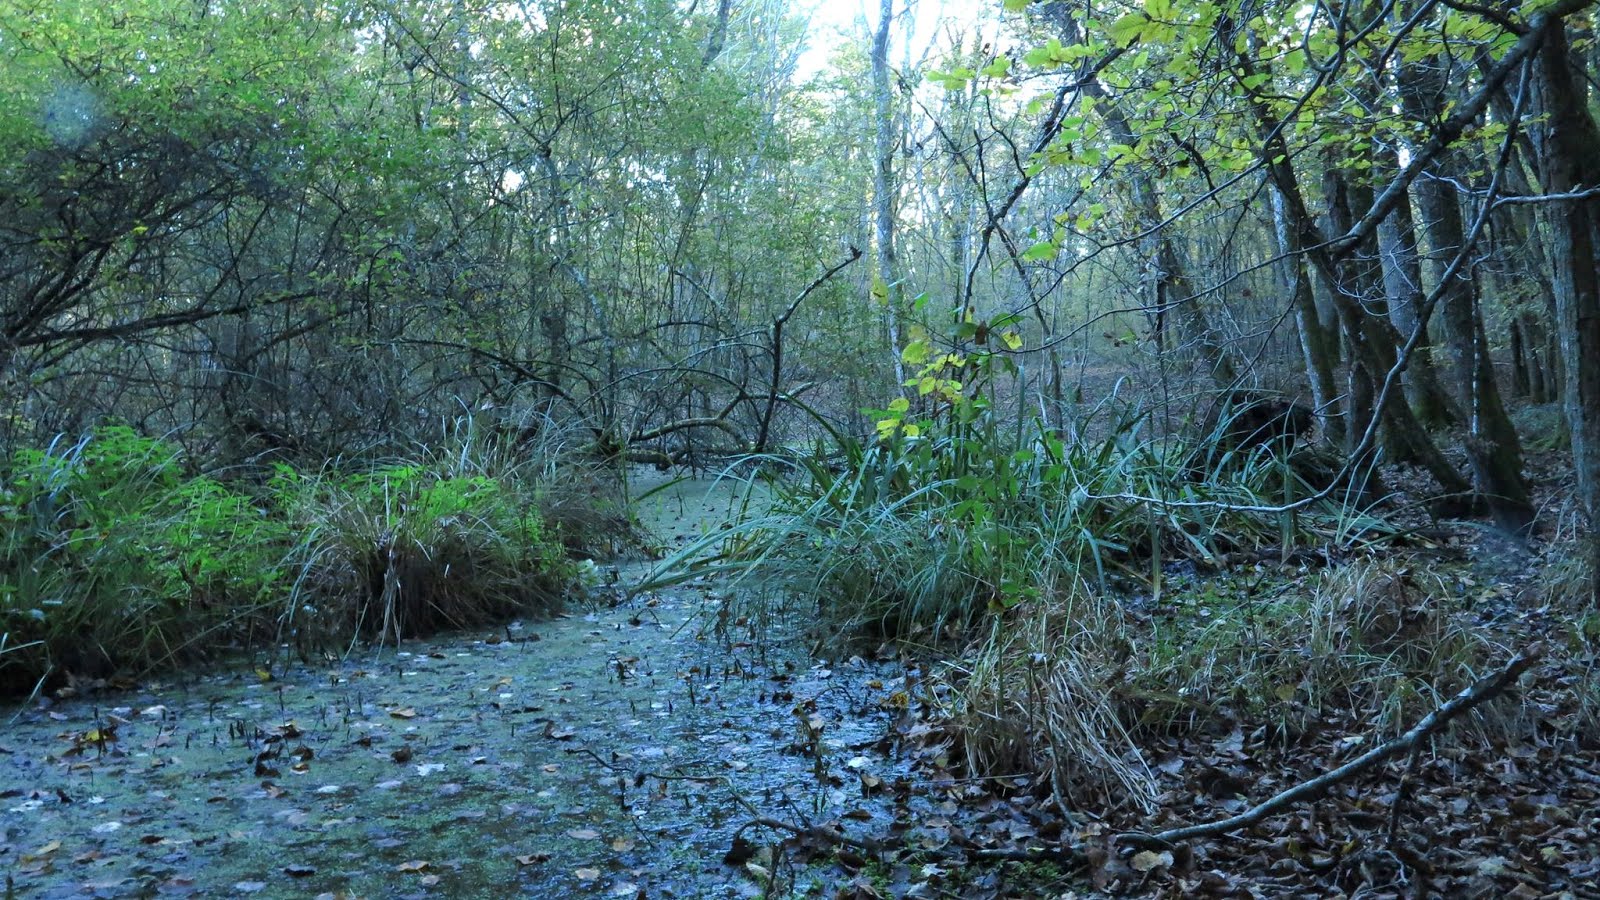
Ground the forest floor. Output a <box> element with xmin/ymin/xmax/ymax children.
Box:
<box><xmin>2</xmin><ymin>468</ymin><xmax>1598</xmax><ymax>899</ymax></box>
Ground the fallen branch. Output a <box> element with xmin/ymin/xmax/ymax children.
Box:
<box><xmin>1120</xmin><ymin>645</ymin><xmax>1543</xmax><ymax>849</ymax></box>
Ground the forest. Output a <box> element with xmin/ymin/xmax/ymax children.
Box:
<box><xmin>0</xmin><ymin>0</ymin><xmax>1597</xmax><ymax>896</ymax></box>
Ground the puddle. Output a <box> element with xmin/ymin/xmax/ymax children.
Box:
<box><xmin>1</xmin><ymin>473</ymin><xmax>938</xmax><ymax>898</ymax></box>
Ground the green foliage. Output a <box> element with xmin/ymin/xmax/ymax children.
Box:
<box><xmin>0</xmin><ymin>425</ymin><xmax>583</xmax><ymax>694</ymax></box>
<box><xmin>0</xmin><ymin>427</ymin><xmax>292</xmax><ymax>692</ymax></box>
<box><xmin>653</xmin><ymin>302</ymin><xmax>1343</xmax><ymax>643</ymax></box>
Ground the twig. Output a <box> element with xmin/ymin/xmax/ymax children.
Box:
<box><xmin>740</xmin><ymin>815</ymin><xmax>886</xmax><ymax>855</ymax></box>
<box><xmin>1386</xmin><ymin>744</ymin><xmax>1424</xmax><ymax>849</ymax></box>
<box><xmin>1120</xmin><ymin>646</ymin><xmax>1542</xmax><ymax>849</ymax></box>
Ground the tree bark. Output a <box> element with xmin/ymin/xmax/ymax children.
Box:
<box><xmin>1272</xmin><ymin>188</ymin><xmax>1343</xmax><ymax>445</ymax></box>
<box><xmin>870</xmin><ymin>0</ymin><xmax>906</xmax><ymax>389</ymax></box>
<box><xmin>1397</xmin><ymin>45</ymin><xmax>1534</xmax><ymax>536</ymax></box>
<box><xmin>1531</xmin><ymin>21</ymin><xmax>1600</xmax><ymax>603</ymax></box>
<box><xmin>1372</xmin><ymin>149</ymin><xmax>1458</xmax><ymax>427</ymax></box>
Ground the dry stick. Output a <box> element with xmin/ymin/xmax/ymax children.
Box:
<box><xmin>742</xmin><ymin>816</ymin><xmax>886</xmax><ymax>855</ymax></box>
<box><xmin>1119</xmin><ymin>646</ymin><xmax>1543</xmax><ymax>850</ymax></box>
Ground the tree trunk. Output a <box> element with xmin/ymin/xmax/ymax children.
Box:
<box><xmin>870</xmin><ymin>0</ymin><xmax>906</xmax><ymax>388</ymax></box>
<box><xmin>1237</xmin><ymin>59</ymin><xmax>1470</xmax><ymax>500</ymax></box>
<box><xmin>1373</xmin><ymin>153</ymin><xmax>1457</xmax><ymax>427</ymax></box>
<box><xmin>1531</xmin><ymin>21</ymin><xmax>1600</xmax><ymax>604</ymax></box>
<box><xmin>1398</xmin><ymin>48</ymin><xmax>1534</xmax><ymax>535</ymax></box>
<box><xmin>1272</xmin><ymin>188</ymin><xmax>1343</xmax><ymax>445</ymax></box>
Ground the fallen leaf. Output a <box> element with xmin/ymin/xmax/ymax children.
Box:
<box><xmin>396</xmin><ymin>860</ymin><xmax>430</xmax><ymax>873</ymax></box>
<box><xmin>1131</xmin><ymin>849</ymin><xmax>1173</xmax><ymax>873</ymax></box>
<box><xmin>516</xmin><ymin>852</ymin><xmax>551</xmax><ymax>866</ymax></box>
<box><xmin>389</xmin><ymin>707</ymin><xmax>417</xmax><ymax>719</ymax></box>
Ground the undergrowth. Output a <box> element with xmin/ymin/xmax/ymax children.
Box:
<box><xmin>641</xmin><ymin>303</ymin><xmax>1472</xmax><ymax>816</ymax></box>
<box><xmin>0</xmin><ymin>421</ymin><xmax>599</xmax><ymax>695</ymax></box>
<box><xmin>946</xmin><ymin>558</ymin><xmax>1500</xmax><ymax>813</ymax></box>
<box><xmin>650</xmin><ymin>305</ymin><xmax>1381</xmax><ymax>643</ymax></box>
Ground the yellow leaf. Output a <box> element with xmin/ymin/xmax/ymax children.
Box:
<box><xmin>1131</xmin><ymin>849</ymin><xmax>1173</xmax><ymax>872</ymax></box>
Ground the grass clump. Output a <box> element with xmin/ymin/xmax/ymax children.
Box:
<box><xmin>0</xmin><ymin>427</ymin><xmax>293</xmax><ymax>693</ymax></box>
<box><xmin>645</xmin><ymin>306</ymin><xmax>1378</xmax><ymax>647</ymax></box>
<box><xmin>275</xmin><ymin>458</ymin><xmax>573</xmax><ymax>646</ymax></box>
<box><xmin>700</xmin><ymin>392</ymin><xmax>1331</xmax><ymax>644</ymax></box>
<box><xmin>946</xmin><ymin>557</ymin><xmax>1498</xmax><ymax>813</ymax></box>
<box><xmin>0</xmin><ymin>422</ymin><xmax>589</xmax><ymax>695</ymax></box>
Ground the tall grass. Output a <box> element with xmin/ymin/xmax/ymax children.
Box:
<box><xmin>664</xmin><ymin>395</ymin><xmax>1344</xmax><ymax>643</ymax></box>
<box><xmin>947</xmin><ymin>558</ymin><xmax>1499</xmax><ymax>812</ymax></box>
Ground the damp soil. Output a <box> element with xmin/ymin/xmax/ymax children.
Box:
<box><xmin>0</xmin><ymin>471</ymin><xmax>952</xmax><ymax>899</ymax></box>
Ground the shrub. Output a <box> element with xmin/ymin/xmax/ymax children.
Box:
<box><xmin>665</xmin><ymin>306</ymin><xmax>1347</xmax><ymax>642</ymax></box>
<box><xmin>0</xmin><ymin>427</ymin><xmax>291</xmax><ymax>693</ymax></box>
<box><xmin>0</xmin><ymin>422</ymin><xmax>586</xmax><ymax>695</ymax></box>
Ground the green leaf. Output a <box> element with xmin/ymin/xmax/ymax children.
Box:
<box><xmin>1022</xmin><ymin>240</ymin><xmax>1059</xmax><ymax>262</ymax></box>
<box><xmin>1108</xmin><ymin>13</ymin><xmax>1147</xmax><ymax>48</ymax></box>
<box><xmin>980</xmin><ymin>56</ymin><xmax>1011</xmax><ymax>79</ymax></box>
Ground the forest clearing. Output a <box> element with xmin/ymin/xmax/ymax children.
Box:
<box><xmin>2</xmin><ymin>0</ymin><xmax>1599</xmax><ymax>896</ymax></box>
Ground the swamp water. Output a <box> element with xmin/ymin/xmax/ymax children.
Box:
<box><xmin>1</xmin><ymin>473</ymin><xmax>934</xmax><ymax>898</ymax></box>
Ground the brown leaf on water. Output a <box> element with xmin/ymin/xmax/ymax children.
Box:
<box><xmin>395</xmin><ymin>860</ymin><xmax>430</xmax><ymax>873</ymax></box>
<box><xmin>389</xmin><ymin>707</ymin><xmax>417</xmax><ymax>719</ymax></box>
<box><xmin>516</xmin><ymin>852</ymin><xmax>551</xmax><ymax>866</ymax></box>
<box><xmin>723</xmin><ymin>835</ymin><xmax>756</xmax><ymax>865</ymax></box>
<box><xmin>391</xmin><ymin>746</ymin><xmax>414</xmax><ymax>764</ymax></box>
<box><xmin>283</xmin><ymin>864</ymin><xmax>316</xmax><ymax>877</ymax></box>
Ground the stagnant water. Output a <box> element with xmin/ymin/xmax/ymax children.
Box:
<box><xmin>1</xmin><ymin>472</ymin><xmax>935</xmax><ymax>898</ymax></box>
